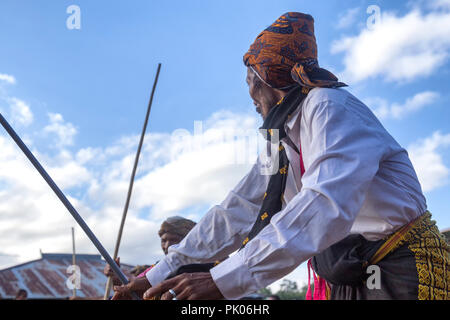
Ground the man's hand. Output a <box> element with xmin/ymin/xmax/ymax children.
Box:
<box><xmin>112</xmin><ymin>276</ymin><xmax>151</xmax><ymax>300</ymax></box>
<box><xmin>103</xmin><ymin>257</ymin><xmax>122</xmax><ymax>286</ymax></box>
<box><xmin>143</xmin><ymin>272</ymin><xmax>224</xmax><ymax>300</ymax></box>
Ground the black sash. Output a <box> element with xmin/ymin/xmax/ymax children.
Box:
<box><xmin>311</xmin><ymin>235</ymin><xmax>385</xmax><ymax>286</ymax></box>
<box><xmin>168</xmin><ymin>86</ymin><xmax>308</xmax><ymax>277</ymax></box>
<box><xmin>240</xmin><ymin>86</ymin><xmax>308</xmax><ymax>249</ymax></box>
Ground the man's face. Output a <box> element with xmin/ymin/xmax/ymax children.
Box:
<box><xmin>160</xmin><ymin>232</ymin><xmax>183</xmax><ymax>255</ymax></box>
<box><xmin>246</xmin><ymin>68</ymin><xmax>280</xmax><ymax>120</ymax></box>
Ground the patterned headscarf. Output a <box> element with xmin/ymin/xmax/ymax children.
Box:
<box><xmin>244</xmin><ymin>12</ymin><xmax>346</xmax><ymax>89</ymax></box>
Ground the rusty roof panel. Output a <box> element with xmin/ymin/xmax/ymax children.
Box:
<box><xmin>35</xmin><ymin>267</ymin><xmax>68</xmax><ymax>296</ymax></box>
<box><xmin>80</xmin><ymin>283</ymin><xmax>99</xmax><ymax>298</ymax></box>
<box><xmin>0</xmin><ymin>253</ymin><xmax>135</xmax><ymax>299</ymax></box>
<box><xmin>77</xmin><ymin>260</ymin><xmax>96</xmax><ymax>280</ymax></box>
<box><xmin>0</xmin><ymin>270</ymin><xmax>20</xmax><ymax>296</ymax></box>
<box><xmin>19</xmin><ymin>269</ymin><xmax>53</xmax><ymax>297</ymax></box>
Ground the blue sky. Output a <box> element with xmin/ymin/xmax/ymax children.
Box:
<box><xmin>1</xmin><ymin>0</ymin><xmax>450</xmax><ymax>289</ymax></box>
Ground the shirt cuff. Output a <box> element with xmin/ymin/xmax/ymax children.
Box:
<box><xmin>137</xmin><ymin>266</ymin><xmax>154</xmax><ymax>278</ymax></box>
<box><xmin>210</xmin><ymin>251</ymin><xmax>260</xmax><ymax>300</ymax></box>
<box><xmin>145</xmin><ymin>259</ymin><xmax>172</xmax><ymax>287</ymax></box>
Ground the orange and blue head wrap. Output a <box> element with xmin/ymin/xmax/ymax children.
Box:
<box><xmin>244</xmin><ymin>12</ymin><xmax>346</xmax><ymax>90</ymax></box>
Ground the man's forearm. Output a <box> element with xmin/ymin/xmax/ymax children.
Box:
<box><xmin>145</xmin><ymin>160</ymin><xmax>269</xmax><ymax>286</ymax></box>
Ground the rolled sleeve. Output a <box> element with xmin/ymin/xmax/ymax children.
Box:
<box><xmin>145</xmin><ymin>259</ymin><xmax>171</xmax><ymax>287</ymax></box>
<box><xmin>210</xmin><ymin>251</ymin><xmax>259</xmax><ymax>300</ymax></box>
<box><xmin>145</xmin><ymin>159</ymin><xmax>269</xmax><ymax>286</ymax></box>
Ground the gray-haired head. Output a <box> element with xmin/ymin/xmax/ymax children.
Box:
<box><xmin>158</xmin><ymin>216</ymin><xmax>197</xmax><ymax>255</ymax></box>
<box><xmin>158</xmin><ymin>216</ymin><xmax>196</xmax><ymax>239</ymax></box>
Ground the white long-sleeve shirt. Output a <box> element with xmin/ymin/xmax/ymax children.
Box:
<box><xmin>146</xmin><ymin>87</ymin><xmax>427</xmax><ymax>299</ymax></box>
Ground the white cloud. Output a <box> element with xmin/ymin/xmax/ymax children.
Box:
<box><xmin>332</xmin><ymin>5</ymin><xmax>450</xmax><ymax>83</ymax></box>
<box><xmin>89</xmin><ymin>110</ymin><xmax>259</xmax><ymax>220</ymax></box>
<box><xmin>429</xmin><ymin>0</ymin><xmax>450</xmax><ymax>10</ymax></box>
<box><xmin>9</xmin><ymin>98</ymin><xmax>33</xmax><ymax>126</ymax></box>
<box><xmin>76</xmin><ymin>147</ymin><xmax>103</xmax><ymax>165</ymax></box>
<box><xmin>408</xmin><ymin>131</ymin><xmax>450</xmax><ymax>192</ymax></box>
<box><xmin>336</xmin><ymin>7</ymin><xmax>361</xmax><ymax>29</ymax></box>
<box><xmin>49</xmin><ymin>160</ymin><xmax>92</xmax><ymax>190</ymax></box>
<box><xmin>0</xmin><ymin>74</ymin><xmax>16</xmax><ymax>85</ymax></box>
<box><xmin>43</xmin><ymin>113</ymin><xmax>77</xmax><ymax>147</ymax></box>
<box><xmin>0</xmin><ymin>106</ymin><xmax>261</xmax><ymax>272</ymax></box>
<box><xmin>366</xmin><ymin>91</ymin><xmax>439</xmax><ymax>119</ymax></box>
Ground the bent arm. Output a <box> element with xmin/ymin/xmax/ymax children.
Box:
<box><xmin>146</xmin><ymin>158</ymin><xmax>270</xmax><ymax>286</ymax></box>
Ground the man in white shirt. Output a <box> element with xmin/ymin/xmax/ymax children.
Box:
<box><xmin>114</xmin><ymin>12</ymin><xmax>449</xmax><ymax>300</ymax></box>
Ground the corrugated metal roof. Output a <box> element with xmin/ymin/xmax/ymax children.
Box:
<box><xmin>0</xmin><ymin>253</ymin><xmax>135</xmax><ymax>299</ymax></box>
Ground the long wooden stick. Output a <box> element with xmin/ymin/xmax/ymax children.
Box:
<box><xmin>0</xmin><ymin>113</ymin><xmax>140</xmax><ymax>300</ymax></box>
<box><xmin>103</xmin><ymin>63</ymin><xmax>162</xmax><ymax>300</ymax></box>
<box><xmin>72</xmin><ymin>227</ymin><xmax>76</xmax><ymax>297</ymax></box>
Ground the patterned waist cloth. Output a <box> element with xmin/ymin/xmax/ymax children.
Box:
<box><xmin>308</xmin><ymin>212</ymin><xmax>450</xmax><ymax>300</ymax></box>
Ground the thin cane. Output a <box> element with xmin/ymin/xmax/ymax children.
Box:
<box><xmin>0</xmin><ymin>113</ymin><xmax>140</xmax><ymax>300</ymax></box>
<box><xmin>103</xmin><ymin>63</ymin><xmax>161</xmax><ymax>299</ymax></box>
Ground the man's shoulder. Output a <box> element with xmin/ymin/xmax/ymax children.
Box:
<box><xmin>304</xmin><ymin>87</ymin><xmax>351</xmax><ymax>107</ymax></box>
<box><xmin>300</xmin><ymin>87</ymin><xmax>379</xmax><ymax>126</ymax></box>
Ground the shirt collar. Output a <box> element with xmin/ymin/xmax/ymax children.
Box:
<box><xmin>284</xmin><ymin>97</ymin><xmax>303</xmax><ymax>132</ymax></box>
